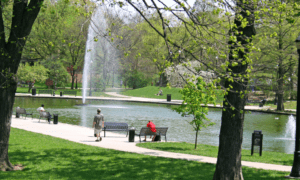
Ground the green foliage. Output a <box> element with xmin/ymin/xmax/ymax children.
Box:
<box><xmin>125</xmin><ymin>70</ymin><xmax>150</xmax><ymax>89</ymax></box>
<box><xmin>43</xmin><ymin>58</ymin><xmax>70</xmax><ymax>88</ymax></box>
<box><xmin>17</xmin><ymin>64</ymin><xmax>48</xmax><ymax>83</ymax></box>
<box><xmin>17</xmin><ymin>64</ymin><xmax>48</xmax><ymax>92</ymax></box>
<box><xmin>173</xmin><ymin>77</ymin><xmax>217</xmax><ymax>149</ymax></box>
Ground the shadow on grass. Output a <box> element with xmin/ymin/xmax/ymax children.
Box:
<box><xmin>3</xmin><ymin>147</ymin><xmax>287</xmax><ymax>180</ymax></box>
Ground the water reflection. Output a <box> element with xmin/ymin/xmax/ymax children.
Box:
<box><xmin>13</xmin><ymin>97</ymin><xmax>295</xmax><ymax>154</ymax></box>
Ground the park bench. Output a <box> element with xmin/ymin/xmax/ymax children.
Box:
<box><xmin>16</xmin><ymin>107</ymin><xmax>33</xmax><ymax>119</ymax></box>
<box><xmin>38</xmin><ymin>90</ymin><xmax>53</xmax><ymax>96</ymax></box>
<box><xmin>103</xmin><ymin>122</ymin><xmax>128</xmax><ymax>137</ymax></box>
<box><xmin>135</xmin><ymin>127</ymin><xmax>168</xmax><ymax>142</ymax></box>
<box><xmin>63</xmin><ymin>91</ymin><xmax>77</xmax><ymax>97</ymax></box>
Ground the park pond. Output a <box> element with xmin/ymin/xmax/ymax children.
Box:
<box><xmin>13</xmin><ymin>96</ymin><xmax>295</xmax><ymax>154</ymax></box>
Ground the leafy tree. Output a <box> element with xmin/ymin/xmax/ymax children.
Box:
<box><xmin>251</xmin><ymin>0</ymin><xmax>299</xmax><ymax>111</ymax></box>
<box><xmin>126</xmin><ymin>70</ymin><xmax>149</xmax><ymax>89</ymax></box>
<box><xmin>43</xmin><ymin>56</ymin><xmax>70</xmax><ymax>90</ymax></box>
<box><xmin>16</xmin><ymin>64</ymin><xmax>48</xmax><ymax>92</ymax></box>
<box><xmin>174</xmin><ymin>77</ymin><xmax>216</xmax><ymax>149</ymax></box>
<box><xmin>0</xmin><ymin>0</ymin><xmax>44</xmax><ymax>171</ymax></box>
<box><xmin>122</xmin><ymin>0</ymin><xmax>257</xmax><ymax>179</ymax></box>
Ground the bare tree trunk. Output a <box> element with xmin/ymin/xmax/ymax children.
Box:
<box><xmin>277</xmin><ymin>62</ymin><xmax>285</xmax><ymax>111</ymax></box>
<box><xmin>195</xmin><ymin>128</ymin><xmax>199</xmax><ymax>149</ymax></box>
<box><xmin>28</xmin><ymin>81</ymin><xmax>32</xmax><ymax>93</ymax></box>
<box><xmin>71</xmin><ymin>69</ymin><xmax>75</xmax><ymax>90</ymax></box>
<box><xmin>0</xmin><ymin>83</ymin><xmax>16</xmax><ymax>171</ymax></box>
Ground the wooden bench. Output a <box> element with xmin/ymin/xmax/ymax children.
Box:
<box><xmin>63</xmin><ymin>91</ymin><xmax>77</xmax><ymax>97</ymax></box>
<box><xmin>135</xmin><ymin>127</ymin><xmax>168</xmax><ymax>142</ymax></box>
<box><xmin>38</xmin><ymin>90</ymin><xmax>53</xmax><ymax>95</ymax></box>
<box><xmin>103</xmin><ymin>122</ymin><xmax>128</xmax><ymax>137</ymax></box>
<box><xmin>16</xmin><ymin>107</ymin><xmax>33</xmax><ymax>119</ymax></box>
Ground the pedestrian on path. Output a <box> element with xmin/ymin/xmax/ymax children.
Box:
<box><xmin>92</xmin><ymin>108</ymin><xmax>104</xmax><ymax>142</ymax></box>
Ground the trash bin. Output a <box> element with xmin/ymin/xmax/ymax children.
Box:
<box><xmin>167</xmin><ymin>94</ymin><xmax>171</xmax><ymax>102</ymax></box>
<box><xmin>60</xmin><ymin>91</ymin><xmax>63</xmax><ymax>97</ymax></box>
<box><xmin>53</xmin><ymin>114</ymin><xmax>58</xmax><ymax>124</ymax></box>
<box><xmin>128</xmin><ymin>127</ymin><xmax>136</xmax><ymax>142</ymax></box>
<box><xmin>154</xmin><ymin>135</ymin><xmax>161</xmax><ymax>141</ymax></box>
<box><xmin>16</xmin><ymin>113</ymin><xmax>20</xmax><ymax>118</ymax></box>
<box><xmin>32</xmin><ymin>88</ymin><xmax>36</xmax><ymax>96</ymax></box>
<box><xmin>53</xmin><ymin>91</ymin><xmax>55</xmax><ymax>96</ymax></box>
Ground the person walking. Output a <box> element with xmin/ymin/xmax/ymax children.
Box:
<box><xmin>92</xmin><ymin>108</ymin><xmax>104</xmax><ymax>142</ymax></box>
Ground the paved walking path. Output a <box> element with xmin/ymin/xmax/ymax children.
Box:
<box><xmin>11</xmin><ymin>116</ymin><xmax>291</xmax><ymax>172</ymax></box>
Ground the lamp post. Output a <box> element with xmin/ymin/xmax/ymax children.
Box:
<box><xmin>289</xmin><ymin>35</ymin><xmax>300</xmax><ymax>178</ymax></box>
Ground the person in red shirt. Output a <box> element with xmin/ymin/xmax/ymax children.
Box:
<box><xmin>144</xmin><ymin>120</ymin><xmax>157</xmax><ymax>141</ymax></box>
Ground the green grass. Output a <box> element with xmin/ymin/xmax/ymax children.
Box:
<box><xmin>2</xmin><ymin>128</ymin><xmax>288</xmax><ymax>179</ymax></box>
<box><xmin>121</xmin><ymin>86</ymin><xmax>224</xmax><ymax>104</ymax></box>
<box><xmin>137</xmin><ymin>142</ymin><xmax>293</xmax><ymax>166</ymax></box>
<box><xmin>16</xmin><ymin>87</ymin><xmax>112</xmax><ymax>97</ymax></box>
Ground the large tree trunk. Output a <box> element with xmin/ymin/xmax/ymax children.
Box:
<box><xmin>0</xmin><ymin>0</ymin><xmax>43</xmax><ymax>171</ymax></box>
<box><xmin>0</xmin><ymin>83</ymin><xmax>17</xmax><ymax>171</ymax></box>
<box><xmin>213</xmin><ymin>1</ymin><xmax>255</xmax><ymax>179</ymax></box>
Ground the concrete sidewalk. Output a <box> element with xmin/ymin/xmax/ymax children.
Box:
<box><xmin>11</xmin><ymin>116</ymin><xmax>292</xmax><ymax>172</ymax></box>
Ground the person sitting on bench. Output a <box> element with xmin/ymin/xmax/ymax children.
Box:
<box><xmin>37</xmin><ymin>104</ymin><xmax>52</xmax><ymax>123</ymax></box>
<box><xmin>143</xmin><ymin>120</ymin><xmax>157</xmax><ymax>141</ymax></box>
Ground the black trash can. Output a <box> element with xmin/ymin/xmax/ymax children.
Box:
<box><xmin>154</xmin><ymin>135</ymin><xmax>161</xmax><ymax>141</ymax></box>
<box><xmin>167</xmin><ymin>94</ymin><xmax>171</xmax><ymax>102</ymax></box>
<box><xmin>16</xmin><ymin>113</ymin><xmax>20</xmax><ymax>118</ymax></box>
<box><xmin>60</xmin><ymin>91</ymin><xmax>63</xmax><ymax>97</ymax></box>
<box><xmin>32</xmin><ymin>88</ymin><xmax>36</xmax><ymax>96</ymax></box>
<box><xmin>128</xmin><ymin>127</ymin><xmax>136</xmax><ymax>142</ymax></box>
<box><xmin>53</xmin><ymin>114</ymin><xmax>58</xmax><ymax>124</ymax></box>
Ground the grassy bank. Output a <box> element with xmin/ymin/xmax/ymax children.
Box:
<box><xmin>121</xmin><ymin>86</ymin><xmax>224</xmax><ymax>104</ymax></box>
<box><xmin>2</xmin><ymin>128</ymin><xmax>287</xmax><ymax>179</ymax></box>
<box><xmin>137</xmin><ymin>142</ymin><xmax>293</xmax><ymax>166</ymax></box>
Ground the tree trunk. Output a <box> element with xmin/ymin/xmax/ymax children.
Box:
<box><xmin>195</xmin><ymin>128</ymin><xmax>199</xmax><ymax>150</ymax></box>
<box><xmin>27</xmin><ymin>81</ymin><xmax>32</xmax><ymax>93</ymax></box>
<box><xmin>0</xmin><ymin>1</ymin><xmax>42</xmax><ymax>170</ymax></box>
<box><xmin>0</xmin><ymin>83</ymin><xmax>17</xmax><ymax>171</ymax></box>
<box><xmin>277</xmin><ymin>63</ymin><xmax>285</xmax><ymax>111</ymax></box>
<box><xmin>71</xmin><ymin>69</ymin><xmax>75</xmax><ymax>90</ymax></box>
<box><xmin>213</xmin><ymin>1</ymin><xmax>255</xmax><ymax>179</ymax></box>
<box><xmin>75</xmin><ymin>75</ymin><xmax>78</xmax><ymax>89</ymax></box>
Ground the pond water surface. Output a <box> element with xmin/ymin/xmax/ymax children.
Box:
<box><xmin>13</xmin><ymin>97</ymin><xmax>295</xmax><ymax>154</ymax></box>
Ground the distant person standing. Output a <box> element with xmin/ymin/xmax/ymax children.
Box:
<box><xmin>92</xmin><ymin>108</ymin><xmax>104</xmax><ymax>142</ymax></box>
<box><xmin>120</xmin><ymin>80</ymin><xmax>123</xmax><ymax>87</ymax></box>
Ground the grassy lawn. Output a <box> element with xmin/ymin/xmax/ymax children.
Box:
<box><xmin>2</xmin><ymin>128</ymin><xmax>287</xmax><ymax>179</ymax></box>
<box><xmin>16</xmin><ymin>87</ymin><xmax>112</xmax><ymax>97</ymax></box>
<box><xmin>137</xmin><ymin>142</ymin><xmax>293</xmax><ymax>166</ymax></box>
<box><xmin>121</xmin><ymin>86</ymin><xmax>224</xmax><ymax>104</ymax></box>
